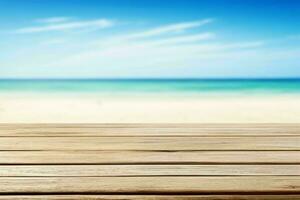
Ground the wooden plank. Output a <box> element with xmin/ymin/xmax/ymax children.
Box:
<box><xmin>1</xmin><ymin>151</ymin><xmax>299</xmax><ymax>164</ymax></box>
<box><xmin>1</xmin><ymin>124</ymin><xmax>300</xmax><ymax>136</ymax></box>
<box><xmin>1</xmin><ymin>165</ymin><xmax>299</xmax><ymax>177</ymax></box>
<box><xmin>0</xmin><ymin>195</ymin><xmax>299</xmax><ymax>200</ymax></box>
<box><xmin>0</xmin><ymin>136</ymin><xmax>298</xmax><ymax>150</ymax></box>
<box><xmin>0</xmin><ymin>176</ymin><xmax>300</xmax><ymax>193</ymax></box>
<box><xmin>2</xmin><ymin>128</ymin><xmax>300</xmax><ymax>137</ymax></box>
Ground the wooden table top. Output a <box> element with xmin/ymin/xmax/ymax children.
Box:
<box><xmin>0</xmin><ymin>124</ymin><xmax>299</xmax><ymax>199</ymax></box>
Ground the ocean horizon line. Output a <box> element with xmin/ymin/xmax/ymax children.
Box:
<box><xmin>1</xmin><ymin>77</ymin><xmax>300</xmax><ymax>81</ymax></box>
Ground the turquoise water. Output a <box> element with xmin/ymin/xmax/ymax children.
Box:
<box><xmin>0</xmin><ymin>79</ymin><xmax>300</xmax><ymax>95</ymax></box>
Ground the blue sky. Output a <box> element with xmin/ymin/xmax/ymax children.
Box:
<box><xmin>0</xmin><ymin>0</ymin><xmax>300</xmax><ymax>78</ymax></box>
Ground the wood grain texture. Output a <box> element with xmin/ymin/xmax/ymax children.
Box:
<box><xmin>1</xmin><ymin>165</ymin><xmax>299</xmax><ymax>176</ymax></box>
<box><xmin>0</xmin><ymin>136</ymin><xmax>299</xmax><ymax>150</ymax></box>
<box><xmin>1</xmin><ymin>176</ymin><xmax>300</xmax><ymax>194</ymax></box>
<box><xmin>1</xmin><ymin>124</ymin><xmax>300</xmax><ymax>136</ymax></box>
<box><xmin>0</xmin><ymin>124</ymin><xmax>299</xmax><ymax>198</ymax></box>
<box><xmin>1</xmin><ymin>151</ymin><xmax>299</xmax><ymax>164</ymax></box>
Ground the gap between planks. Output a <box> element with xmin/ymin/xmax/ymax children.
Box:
<box><xmin>0</xmin><ymin>195</ymin><xmax>299</xmax><ymax>200</ymax></box>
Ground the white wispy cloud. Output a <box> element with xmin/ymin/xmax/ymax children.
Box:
<box><xmin>15</xmin><ymin>19</ymin><xmax>114</xmax><ymax>34</ymax></box>
<box><xmin>35</xmin><ymin>17</ymin><xmax>71</xmax><ymax>23</ymax></box>
<box><xmin>125</xmin><ymin>18</ymin><xmax>214</xmax><ymax>39</ymax></box>
<box><xmin>7</xmin><ymin>17</ymin><xmax>293</xmax><ymax>78</ymax></box>
<box><xmin>93</xmin><ymin>19</ymin><xmax>215</xmax><ymax>47</ymax></box>
<box><xmin>146</xmin><ymin>33</ymin><xmax>216</xmax><ymax>46</ymax></box>
<box><xmin>56</xmin><ymin>38</ymin><xmax>265</xmax><ymax>70</ymax></box>
<box><xmin>45</xmin><ymin>18</ymin><xmax>269</xmax><ymax>70</ymax></box>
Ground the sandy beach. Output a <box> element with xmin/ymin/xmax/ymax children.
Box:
<box><xmin>1</xmin><ymin>93</ymin><xmax>300</xmax><ymax>123</ymax></box>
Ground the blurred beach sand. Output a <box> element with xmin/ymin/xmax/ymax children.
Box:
<box><xmin>1</xmin><ymin>93</ymin><xmax>300</xmax><ymax>123</ymax></box>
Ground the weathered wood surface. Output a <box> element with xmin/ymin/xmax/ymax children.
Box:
<box><xmin>1</xmin><ymin>165</ymin><xmax>299</xmax><ymax>176</ymax></box>
<box><xmin>0</xmin><ymin>124</ymin><xmax>299</xmax><ymax>199</ymax></box>
<box><xmin>1</xmin><ymin>176</ymin><xmax>300</xmax><ymax>193</ymax></box>
<box><xmin>0</xmin><ymin>136</ymin><xmax>299</xmax><ymax>150</ymax></box>
<box><xmin>1</xmin><ymin>151</ymin><xmax>299</xmax><ymax>164</ymax></box>
<box><xmin>1</xmin><ymin>123</ymin><xmax>300</xmax><ymax>136</ymax></box>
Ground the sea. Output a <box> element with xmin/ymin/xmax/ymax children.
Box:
<box><xmin>0</xmin><ymin>79</ymin><xmax>300</xmax><ymax>96</ymax></box>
